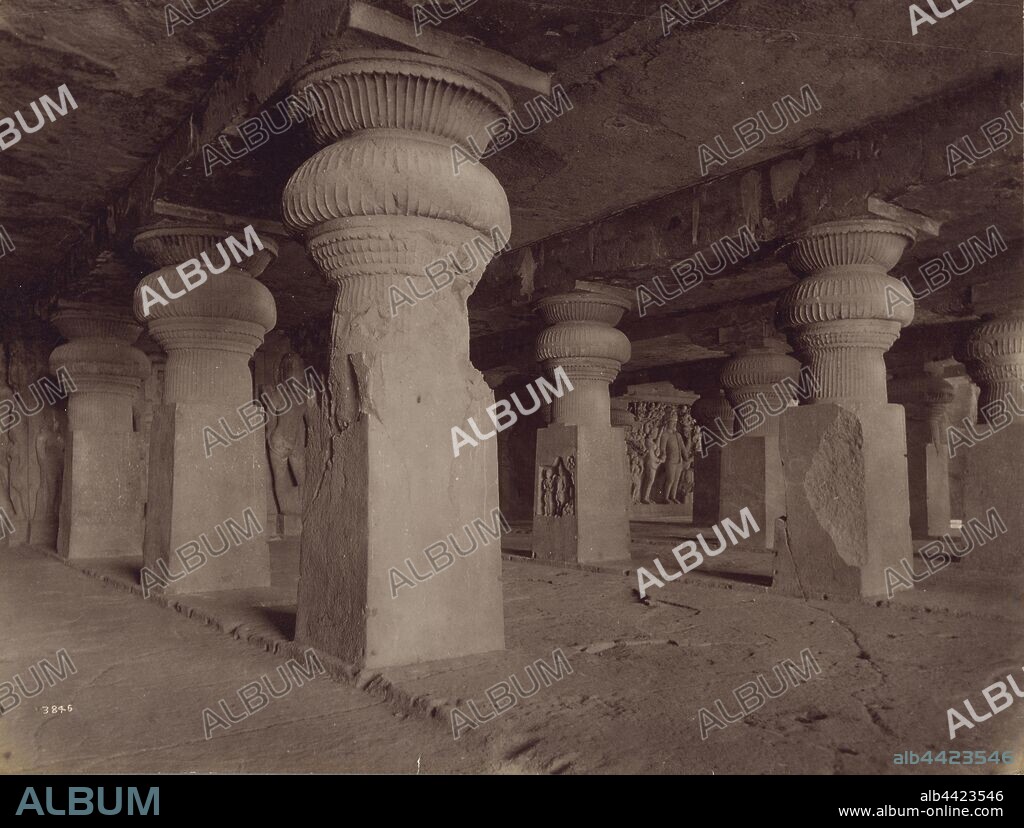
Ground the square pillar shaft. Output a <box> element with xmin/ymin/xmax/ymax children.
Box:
<box><xmin>533</xmin><ymin>424</ymin><xmax>630</xmax><ymax>564</ymax></box>
<box><xmin>720</xmin><ymin>433</ymin><xmax>782</xmax><ymax>548</ymax></box>
<box><xmin>777</xmin><ymin>403</ymin><xmax>912</xmax><ymax>598</ymax></box>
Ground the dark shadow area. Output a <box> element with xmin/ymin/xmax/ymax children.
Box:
<box><xmin>258</xmin><ymin>605</ymin><xmax>297</xmax><ymax>639</ymax></box>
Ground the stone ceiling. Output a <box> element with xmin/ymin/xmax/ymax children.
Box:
<box><xmin>0</xmin><ymin>0</ymin><xmax>1020</xmax><ymax>378</ymax></box>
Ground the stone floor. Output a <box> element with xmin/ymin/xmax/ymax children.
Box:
<box><xmin>0</xmin><ymin>546</ymin><xmax>496</xmax><ymax>773</ymax></box>
<box><xmin>2</xmin><ymin>524</ymin><xmax>1023</xmax><ymax>775</ymax></box>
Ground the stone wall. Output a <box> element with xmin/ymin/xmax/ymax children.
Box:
<box><xmin>0</xmin><ymin>328</ymin><xmax>67</xmax><ymax>549</ymax></box>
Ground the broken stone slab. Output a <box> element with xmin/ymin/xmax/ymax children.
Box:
<box><xmin>775</xmin><ymin>403</ymin><xmax>912</xmax><ymax>600</ymax></box>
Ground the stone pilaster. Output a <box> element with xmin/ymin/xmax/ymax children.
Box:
<box><xmin>774</xmin><ymin>219</ymin><xmax>916</xmax><ymax>599</ymax></box>
<box><xmin>133</xmin><ymin>225</ymin><xmax>277</xmax><ymax>594</ymax></box>
<box><xmin>532</xmin><ymin>286</ymin><xmax>632</xmax><ymax>564</ymax></box>
<box><xmin>281</xmin><ymin>50</ymin><xmax>512</xmax><ymax>668</ymax></box>
<box><xmin>959</xmin><ymin>306</ymin><xmax>1024</xmax><ymax>574</ymax></box>
<box><xmin>690</xmin><ymin>388</ymin><xmax>733</xmax><ymax>527</ymax></box>
<box><xmin>50</xmin><ymin>303</ymin><xmax>149</xmax><ymax>558</ymax></box>
<box><xmin>718</xmin><ymin>337</ymin><xmax>800</xmax><ymax>548</ymax></box>
<box><xmin>888</xmin><ymin>369</ymin><xmax>954</xmax><ymax>539</ymax></box>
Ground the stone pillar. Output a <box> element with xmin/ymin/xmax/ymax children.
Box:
<box><xmin>281</xmin><ymin>50</ymin><xmax>512</xmax><ymax>668</ymax></box>
<box><xmin>133</xmin><ymin>225</ymin><xmax>277</xmax><ymax>593</ymax></box>
<box><xmin>719</xmin><ymin>337</ymin><xmax>800</xmax><ymax>548</ymax></box>
<box><xmin>959</xmin><ymin>307</ymin><xmax>1024</xmax><ymax>574</ymax></box>
<box><xmin>690</xmin><ymin>387</ymin><xmax>733</xmax><ymax>527</ymax></box>
<box><xmin>50</xmin><ymin>304</ymin><xmax>149</xmax><ymax>559</ymax></box>
<box><xmin>888</xmin><ymin>369</ymin><xmax>954</xmax><ymax>539</ymax></box>
<box><xmin>774</xmin><ymin>219</ymin><xmax>916</xmax><ymax>599</ymax></box>
<box><xmin>532</xmin><ymin>286</ymin><xmax>632</xmax><ymax>564</ymax></box>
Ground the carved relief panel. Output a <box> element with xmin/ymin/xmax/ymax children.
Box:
<box><xmin>536</xmin><ymin>454</ymin><xmax>576</xmax><ymax>517</ymax></box>
<box><xmin>624</xmin><ymin>401</ymin><xmax>700</xmax><ymax>506</ymax></box>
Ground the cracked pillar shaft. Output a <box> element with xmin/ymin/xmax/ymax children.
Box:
<box><xmin>719</xmin><ymin>337</ymin><xmax>800</xmax><ymax>548</ymax></box>
<box><xmin>690</xmin><ymin>387</ymin><xmax>734</xmax><ymax>527</ymax></box>
<box><xmin>959</xmin><ymin>305</ymin><xmax>1024</xmax><ymax>574</ymax></box>
<box><xmin>133</xmin><ymin>225</ymin><xmax>277</xmax><ymax>593</ymax></box>
<box><xmin>888</xmin><ymin>369</ymin><xmax>954</xmax><ymax>539</ymax></box>
<box><xmin>50</xmin><ymin>304</ymin><xmax>149</xmax><ymax>559</ymax></box>
<box><xmin>532</xmin><ymin>288</ymin><xmax>632</xmax><ymax>564</ymax></box>
<box><xmin>282</xmin><ymin>50</ymin><xmax>512</xmax><ymax>668</ymax></box>
<box><xmin>775</xmin><ymin>219</ymin><xmax>916</xmax><ymax>599</ymax></box>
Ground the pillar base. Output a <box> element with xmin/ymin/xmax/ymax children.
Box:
<box><xmin>720</xmin><ymin>434</ymin><xmax>783</xmax><ymax>548</ymax></box>
<box><xmin>959</xmin><ymin>423</ymin><xmax>1023</xmax><ymax>575</ymax></box>
<box><xmin>532</xmin><ymin>424</ymin><xmax>630</xmax><ymax>564</ymax></box>
<box><xmin>58</xmin><ymin>431</ymin><xmax>145</xmax><ymax>559</ymax></box>
<box><xmin>775</xmin><ymin>403</ymin><xmax>912</xmax><ymax>599</ymax></box>
<box><xmin>692</xmin><ymin>446</ymin><xmax>724</xmax><ymax>526</ymax></box>
<box><xmin>909</xmin><ymin>438</ymin><xmax>951</xmax><ymax>539</ymax></box>
<box><xmin>295</xmin><ymin>364</ymin><xmax>505</xmax><ymax>670</ymax></box>
<box><xmin>144</xmin><ymin>403</ymin><xmax>270</xmax><ymax>593</ymax></box>
<box><xmin>29</xmin><ymin>519</ymin><xmax>58</xmax><ymax>548</ymax></box>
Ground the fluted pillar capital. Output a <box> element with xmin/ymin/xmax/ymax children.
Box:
<box><xmin>720</xmin><ymin>336</ymin><xmax>800</xmax><ymax>434</ymax></box>
<box><xmin>888</xmin><ymin>370</ymin><xmax>956</xmax><ymax>410</ymax></box>
<box><xmin>777</xmin><ymin>219</ymin><xmax>917</xmax><ymax>405</ymax></box>
<box><xmin>691</xmin><ymin>387</ymin><xmax>736</xmax><ymax>439</ymax></box>
<box><xmin>965</xmin><ymin>309</ymin><xmax>1024</xmax><ymax>419</ymax></box>
<box><xmin>889</xmin><ymin>369</ymin><xmax>956</xmax><ymax>443</ymax></box>
<box><xmin>280</xmin><ymin>49</ymin><xmax>512</xmax><ymax>327</ymax></box>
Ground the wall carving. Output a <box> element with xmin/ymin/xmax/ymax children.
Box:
<box><xmin>537</xmin><ymin>454</ymin><xmax>576</xmax><ymax>517</ymax></box>
<box><xmin>624</xmin><ymin>401</ymin><xmax>699</xmax><ymax>505</ymax></box>
<box><xmin>261</xmin><ymin>349</ymin><xmax>309</xmax><ymax>536</ymax></box>
<box><xmin>0</xmin><ymin>337</ymin><xmax>66</xmax><ymax>544</ymax></box>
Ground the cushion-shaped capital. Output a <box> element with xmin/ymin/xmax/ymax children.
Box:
<box><xmin>50</xmin><ymin>339</ymin><xmax>150</xmax><ymax>392</ymax></box>
<box><xmin>52</xmin><ymin>303</ymin><xmax>142</xmax><ymax>344</ymax></box>
<box><xmin>133</xmin><ymin>267</ymin><xmax>277</xmax><ymax>333</ymax></box>
<box><xmin>282</xmin><ymin>133</ymin><xmax>510</xmax><ymax>239</ymax></box>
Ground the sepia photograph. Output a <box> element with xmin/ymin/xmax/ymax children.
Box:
<box><xmin>0</xmin><ymin>0</ymin><xmax>1021</xmax><ymax>808</ymax></box>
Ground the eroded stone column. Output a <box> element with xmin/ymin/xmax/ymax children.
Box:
<box><xmin>50</xmin><ymin>303</ymin><xmax>149</xmax><ymax>558</ymax></box>
<box><xmin>281</xmin><ymin>50</ymin><xmax>512</xmax><ymax>668</ymax></box>
<box><xmin>133</xmin><ymin>225</ymin><xmax>277</xmax><ymax>593</ymax></box>
<box><xmin>719</xmin><ymin>337</ymin><xmax>800</xmax><ymax>548</ymax></box>
<box><xmin>888</xmin><ymin>369</ymin><xmax>954</xmax><ymax>539</ymax></box>
<box><xmin>532</xmin><ymin>286</ymin><xmax>632</xmax><ymax>564</ymax></box>
<box><xmin>959</xmin><ymin>306</ymin><xmax>1024</xmax><ymax>574</ymax></box>
<box><xmin>774</xmin><ymin>219</ymin><xmax>916</xmax><ymax>599</ymax></box>
<box><xmin>690</xmin><ymin>387</ymin><xmax>733</xmax><ymax>527</ymax></box>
